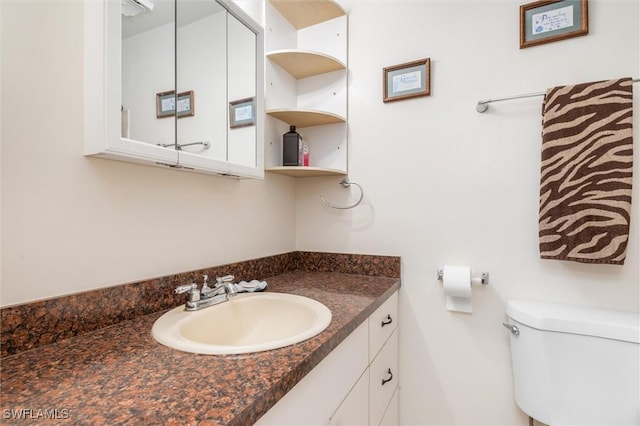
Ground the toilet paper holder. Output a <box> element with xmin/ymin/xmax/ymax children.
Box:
<box><xmin>437</xmin><ymin>268</ymin><xmax>489</xmax><ymax>285</ymax></box>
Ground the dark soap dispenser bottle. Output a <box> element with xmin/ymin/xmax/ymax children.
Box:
<box><xmin>283</xmin><ymin>125</ymin><xmax>301</xmax><ymax>166</ymax></box>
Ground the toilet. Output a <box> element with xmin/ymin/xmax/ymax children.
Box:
<box><xmin>504</xmin><ymin>299</ymin><xmax>640</xmax><ymax>426</ymax></box>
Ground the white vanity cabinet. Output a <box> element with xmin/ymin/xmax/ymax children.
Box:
<box><xmin>263</xmin><ymin>0</ymin><xmax>348</xmax><ymax>177</ymax></box>
<box><xmin>366</xmin><ymin>292</ymin><xmax>399</xmax><ymax>426</ymax></box>
<box><xmin>256</xmin><ymin>291</ymin><xmax>399</xmax><ymax>426</ymax></box>
<box><xmin>329</xmin><ymin>291</ymin><xmax>399</xmax><ymax>426</ymax></box>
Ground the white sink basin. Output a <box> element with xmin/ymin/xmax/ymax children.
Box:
<box><xmin>152</xmin><ymin>292</ymin><xmax>332</xmax><ymax>355</ymax></box>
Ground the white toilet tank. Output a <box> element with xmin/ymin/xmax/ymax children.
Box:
<box><xmin>505</xmin><ymin>300</ymin><xmax>639</xmax><ymax>426</ymax></box>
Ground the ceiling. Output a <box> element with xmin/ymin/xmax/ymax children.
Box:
<box><xmin>122</xmin><ymin>0</ymin><xmax>225</xmax><ymax>39</ymax></box>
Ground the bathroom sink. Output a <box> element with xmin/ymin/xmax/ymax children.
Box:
<box><xmin>151</xmin><ymin>292</ymin><xmax>332</xmax><ymax>355</ymax></box>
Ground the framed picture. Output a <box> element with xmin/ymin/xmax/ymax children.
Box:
<box><xmin>156</xmin><ymin>90</ymin><xmax>176</xmax><ymax>118</ymax></box>
<box><xmin>383</xmin><ymin>58</ymin><xmax>431</xmax><ymax>103</ymax></box>
<box><xmin>156</xmin><ymin>90</ymin><xmax>195</xmax><ymax>118</ymax></box>
<box><xmin>176</xmin><ymin>90</ymin><xmax>194</xmax><ymax>118</ymax></box>
<box><xmin>229</xmin><ymin>97</ymin><xmax>256</xmax><ymax>128</ymax></box>
<box><xmin>520</xmin><ymin>0</ymin><xmax>588</xmax><ymax>49</ymax></box>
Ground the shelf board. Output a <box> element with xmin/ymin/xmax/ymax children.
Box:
<box><xmin>269</xmin><ymin>0</ymin><xmax>345</xmax><ymax>29</ymax></box>
<box><xmin>267</xmin><ymin>109</ymin><xmax>345</xmax><ymax>128</ymax></box>
<box><xmin>266</xmin><ymin>166</ymin><xmax>346</xmax><ymax>177</ymax></box>
<box><xmin>267</xmin><ymin>50</ymin><xmax>345</xmax><ymax>79</ymax></box>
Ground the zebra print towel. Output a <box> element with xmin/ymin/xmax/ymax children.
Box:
<box><xmin>539</xmin><ymin>78</ymin><xmax>634</xmax><ymax>265</ymax></box>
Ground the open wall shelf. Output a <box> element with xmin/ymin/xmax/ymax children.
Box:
<box><xmin>265</xmin><ymin>166</ymin><xmax>346</xmax><ymax>177</ymax></box>
<box><xmin>266</xmin><ymin>50</ymin><xmax>345</xmax><ymax>79</ymax></box>
<box><xmin>269</xmin><ymin>0</ymin><xmax>345</xmax><ymax>29</ymax></box>
<box><xmin>266</xmin><ymin>109</ymin><xmax>345</xmax><ymax>128</ymax></box>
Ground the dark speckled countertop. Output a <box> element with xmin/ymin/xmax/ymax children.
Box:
<box><xmin>1</xmin><ymin>270</ymin><xmax>400</xmax><ymax>425</ymax></box>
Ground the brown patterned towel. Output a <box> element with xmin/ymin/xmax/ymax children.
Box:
<box><xmin>539</xmin><ymin>78</ymin><xmax>634</xmax><ymax>265</ymax></box>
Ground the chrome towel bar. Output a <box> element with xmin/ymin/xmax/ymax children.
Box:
<box><xmin>476</xmin><ymin>78</ymin><xmax>639</xmax><ymax>113</ymax></box>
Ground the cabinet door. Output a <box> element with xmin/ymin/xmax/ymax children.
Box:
<box><xmin>370</xmin><ymin>329</ymin><xmax>399</xmax><ymax>426</ymax></box>
<box><xmin>85</xmin><ymin>0</ymin><xmax>264</xmax><ymax>178</ymax></box>
<box><xmin>379</xmin><ymin>386</ymin><xmax>399</xmax><ymax>426</ymax></box>
<box><xmin>255</xmin><ymin>321</ymin><xmax>368</xmax><ymax>425</ymax></box>
<box><xmin>327</xmin><ymin>370</ymin><xmax>369</xmax><ymax>426</ymax></box>
<box><xmin>369</xmin><ymin>291</ymin><xmax>398</xmax><ymax>361</ymax></box>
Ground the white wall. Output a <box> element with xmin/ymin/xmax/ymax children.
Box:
<box><xmin>295</xmin><ymin>0</ymin><xmax>640</xmax><ymax>424</ymax></box>
<box><xmin>0</xmin><ymin>0</ymin><xmax>295</xmax><ymax>306</ymax></box>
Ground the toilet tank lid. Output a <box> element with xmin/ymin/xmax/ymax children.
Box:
<box><xmin>506</xmin><ymin>300</ymin><xmax>640</xmax><ymax>343</ymax></box>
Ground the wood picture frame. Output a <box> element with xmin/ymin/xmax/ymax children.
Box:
<box><xmin>176</xmin><ymin>91</ymin><xmax>194</xmax><ymax>118</ymax></box>
<box><xmin>520</xmin><ymin>0</ymin><xmax>588</xmax><ymax>49</ymax></box>
<box><xmin>156</xmin><ymin>90</ymin><xmax>195</xmax><ymax>118</ymax></box>
<box><xmin>383</xmin><ymin>58</ymin><xmax>431</xmax><ymax>103</ymax></box>
<box><xmin>156</xmin><ymin>90</ymin><xmax>176</xmax><ymax>118</ymax></box>
<box><xmin>229</xmin><ymin>97</ymin><xmax>256</xmax><ymax>128</ymax></box>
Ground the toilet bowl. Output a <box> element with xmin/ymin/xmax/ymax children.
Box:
<box><xmin>504</xmin><ymin>299</ymin><xmax>639</xmax><ymax>426</ymax></box>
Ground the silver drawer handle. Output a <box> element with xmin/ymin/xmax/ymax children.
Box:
<box><xmin>381</xmin><ymin>368</ymin><xmax>393</xmax><ymax>386</ymax></box>
<box><xmin>502</xmin><ymin>322</ymin><xmax>520</xmax><ymax>336</ymax></box>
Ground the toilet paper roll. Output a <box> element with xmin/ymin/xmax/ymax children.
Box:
<box><xmin>443</xmin><ymin>265</ymin><xmax>472</xmax><ymax>313</ymax></box>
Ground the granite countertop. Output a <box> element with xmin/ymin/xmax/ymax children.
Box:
<box><xmin>1</xmin><ymin>270</ymin><xmax>400</xmax><ymax>425</ymax></box>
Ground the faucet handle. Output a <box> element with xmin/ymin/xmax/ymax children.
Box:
<box><xmin>175</xmin><ymin>283</ymin><xmax>201</xmax><ymax>302</ymax></box>
<box><xmin>215</xmin><ymin>275</ymin><xmax>235</xmax><ymax>286</ymax></box>
<box><xmin>175</xmin><ymin>283</ymin><xmax>197</xmax><ymax>294</ymax></box>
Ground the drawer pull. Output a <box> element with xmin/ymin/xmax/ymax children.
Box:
<box><xmin>381</xmin><ymin>368</ymin><xmax>393</xmax><ymax>386</ymax></box>
<box><xmin>381</xmin><ymin>314</ymin><xmax>393</xmax><ymax>327</ymax></box>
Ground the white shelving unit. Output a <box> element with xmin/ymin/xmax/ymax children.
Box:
<box><xmin>264</xmin><ymin>0</ymin><xmax>348</xmax><ymax>177</ymax></box>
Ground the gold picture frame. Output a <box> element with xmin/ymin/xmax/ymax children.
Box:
<box><xmin>520</xmin><ymin>0</ymin><xmax>588</xmax><ymax>49</ymax></box>
<box><xmin>383</xmin><ymin>58</ymin><xmax>431</xmax><ymax>103</ymax></box>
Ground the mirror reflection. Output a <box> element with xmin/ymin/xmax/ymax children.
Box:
<box><xmin>120</xmin><ymin>0</ymin><xmax>258</xmax><ymax>167</ymax></box>
<box><xmin>121</xmin><ymin>0</ymin><xmax>176</xmax><ymax>148</ymax></box>
<box><xmin>176</xmin><ymin>0</ymin><xmax>227</xmax><ymax>158</ymax></box>
<box><xmin>225</xmin><ymin>12</ymin><xmax>258</xmax><ymax>167</ymax></box>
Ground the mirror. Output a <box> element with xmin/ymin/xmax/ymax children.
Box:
<box><xmin>121</xmin><ymin>0</ymin><xmax>176</xmax><ymax>148</ymax></box>
<box><xmin>225</xmin><ymin>12</ymin><xmax>258</xmax><ymax>168</ymax></box>
<box><xmin>175</xmin><ymin>0</ymin><xmax>227</xmax><ymax>160</ymax></box>
<box><xmin>84</xmin><ymin>0</ymin><xmax>263</xmax><ymax>178</ymax></box>
<box><xmin>175</xmin><ymin>0</ymin><xmax>259</xmax><ymax>169</ymax></box>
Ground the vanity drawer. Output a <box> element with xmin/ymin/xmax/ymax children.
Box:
<box><xmin>369</xmin><ymin>291</ymin><xmax>398</xmax><ymax>361</ymax></box>
<box><xmin>370</xmin><ymin>328</ymin><xmax>399</xmax><ymax>426</ymax></box>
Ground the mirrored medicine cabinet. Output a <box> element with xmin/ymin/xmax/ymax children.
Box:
<box><xmin>84</xmin><ymin>0</ymin><xmax>264</xmax><ymax>178</ymax></box>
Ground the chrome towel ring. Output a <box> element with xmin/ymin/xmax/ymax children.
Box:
<box><xmin>320</xmin><ymin>179</ymin><xmax>364</xmax><ymax>210</ymax></box>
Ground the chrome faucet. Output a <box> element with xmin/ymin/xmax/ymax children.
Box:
<box><xmin>175</xmin><ymin>275</ymin><xmax>238</xmax><ymax>311</ymax></box>
<box><xmin>203</xmin><ymin>275</ymin><xmax>237</xmax><ymax>298</ymax></box>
